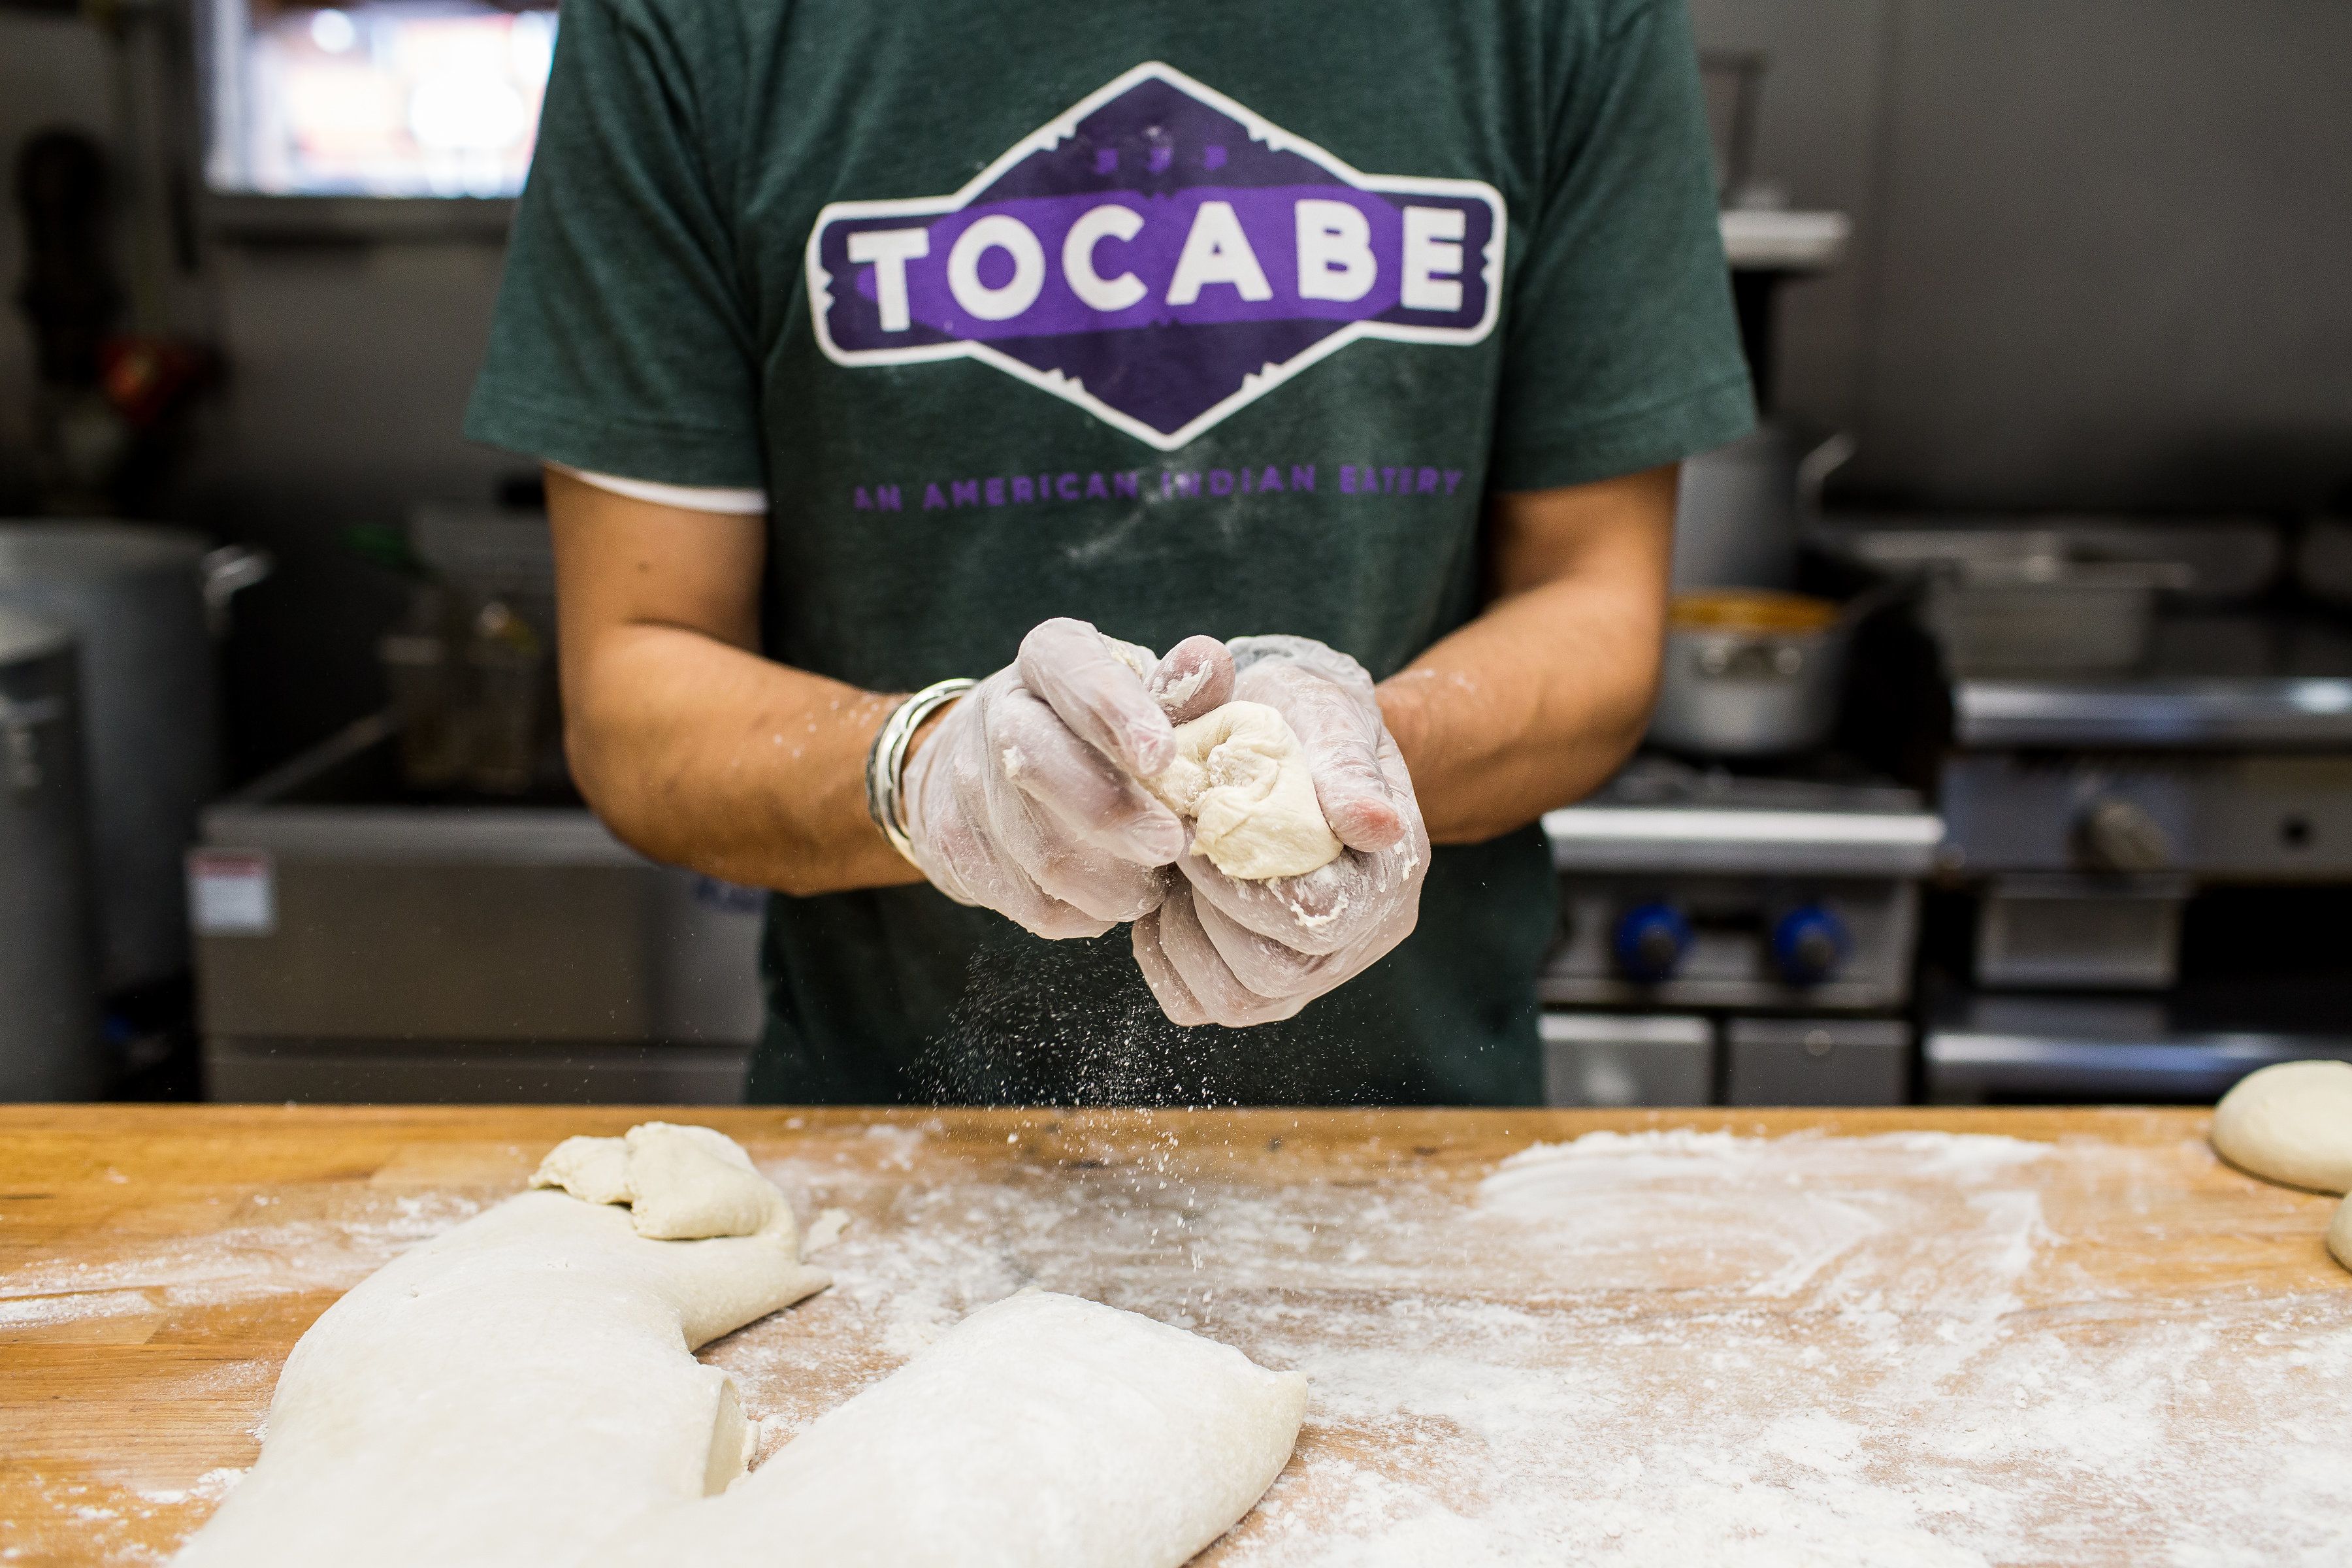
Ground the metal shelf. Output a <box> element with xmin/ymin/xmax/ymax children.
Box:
<box><xmin>1720</xmin><ymin>209</ymin><xmax>1850</xmax><ymax>272</ymax></box>
<box><xmin>1543</xmin><ymin>805</ymin><xmax>1944</xmax><ymax>875</ymax></box>
<box><xmin>1927</xmin><ymin>1028</ymin><xmax>2352</xmax><ymax>1102</ymax></box>
<box><xmin>1955</xmin><ymin>678</ymin><xmax>2352</xmax><ymax>749</ymax></box>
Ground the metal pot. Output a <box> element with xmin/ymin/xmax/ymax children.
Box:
<box><xmin>0</xmin><ymin>521</ymin><xmax>272</xmax><ymax>989</ymax></box>
<box><xmin>0</xmin><ymin>608</ymin><xmax>103</xmax><ymax>1098</ymax></box>
<box><xmin>1671</xmin><ymin>426</ymin><xmax>1854</xmax><ymax>592</ymax></box>
<box><xmin>1648</xmin><ymin>590</ymin><xmax>1852</xmax><ymax>759</ymax></box>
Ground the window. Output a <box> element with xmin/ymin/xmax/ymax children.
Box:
<box><xmin>204</xmin><ymin>0</ymin><xmax>555</xmax><ymax>199</ymax></box>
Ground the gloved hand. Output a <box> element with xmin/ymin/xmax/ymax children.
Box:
<box><xmin>899</xmin><ymin>618</ymin><xmax>1233</xmax><ymax>939</ymax></box>
<box><xmin>1131</xmin><ymin>635</ymin><xmax>1429</xmax><ymax>1026</ymax></box>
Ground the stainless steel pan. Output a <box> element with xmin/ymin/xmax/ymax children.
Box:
<box><xmin>1647</xmin><ymin>589</ymin><xmax>1857</xmax><ymax>759</ymax></box>
<box><xmin>1823</xmin><ymin>526</ymin><xmax>2198</xmax><ymax>677</ymax></box>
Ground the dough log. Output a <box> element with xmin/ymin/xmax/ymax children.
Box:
<box><xmin>2210</xmin><ymin>1059</ymin><xmax>2352</xmax><ymax>1195</ymax></box>
<box><xmin>174</xmin><ymin>1127</ymin><xmax>828</xmax><ymax>1568</ymax></box>
<box><xmin>1146</xmin><ymin>700</ymin><xmax>1343</xmax><ymax>881</ymax></box>
<box><xmin>590</xmin><ymin>1290</ymin><xmax>1309</xmax><ymax>1568</ymax></box>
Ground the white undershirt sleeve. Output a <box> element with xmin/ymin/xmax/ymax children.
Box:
<box><xmin>553</xmin><ymin>463</ymin><xmax>768</xmax><ymax>515</ymax></box>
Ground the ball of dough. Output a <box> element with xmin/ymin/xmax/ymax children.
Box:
<box><xmin>2210</xmin><ymin>1060</ymin><xmax>2352</xmax><ymax>1195</ymax></box>
<box><xmin>534</xmin><ymin>1134</ymin><xmax>634</xmax><ymax>1205</ymax></box>
<box><xmin>1144</xmin><ymin>700</ymin><xmax>1343</xmax><ymax>881</ymax></box>
<box><xmin>623</xmin><ymin>1121</ymin><xmax>789</xmax><ymax>1241</ymax></box>
<box><xmin>531</xmin><ymin>1122</ymin><xmax>792</xmax><ymax>1244</ymax></box>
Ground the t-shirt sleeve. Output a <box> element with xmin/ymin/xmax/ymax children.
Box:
<box><xmin>1486</xmin><ymin>0</ymin><xmax>1756</xmax><ymax>493</ymax></box>
<box><xmin>463</xmin><ymin>0</ymin><xmax>763</xmax><ymax>490</ymax></box>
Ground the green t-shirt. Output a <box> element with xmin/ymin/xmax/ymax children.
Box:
<box><xmin>466</xmin><ymin>0</ymin><xmax>1752</xmax><ymax>1107</ymax></box>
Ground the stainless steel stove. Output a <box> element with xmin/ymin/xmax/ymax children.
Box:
<box><xmin>1816</xmin><ymin>516</ymin><xmax>2352</xmax><ymax>1101</ymax></box>
<box><xmin>1942</xmin><ymin>647</ymin><xmax>2352</xmax><ymax>986</ymax></box>
<box><xmin>1538</xmin><ymin>758</ymin><xmax>1942</xmax><ymax>1108</ymax></box>
<box><xmin>1923</xmin><ymin>621</ymin><xmax>2352</xmax><ymax>1098</ymax></box>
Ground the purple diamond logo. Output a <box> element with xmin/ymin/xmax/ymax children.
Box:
<box><xmin>806</xmin><ymin>62</ymin><xmax>1505</xmax><ymax>451</ymax></box>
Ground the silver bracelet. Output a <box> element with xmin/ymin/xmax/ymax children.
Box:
<box><xmin>864</xmin><ymin>677</ymin><xmax>975</xmax><ymax>865</ymax></box>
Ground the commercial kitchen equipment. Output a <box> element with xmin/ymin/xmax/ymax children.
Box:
<box><xmin>0</xmin><ymin>521</ymin><xmax>270</xmax><ymax>990</ymax></box>
<box><xmin>1537</xmin><ymin>1013</ymin><xmax>1713</xmax><ymax>1109</ymax></box>
<box><xmin>377</xmin><ymin>504</ymin><xmax>564</xmax><ymax>795</ymax></box>
<box><xmin>0</xmin><ymin>608</ymin><xmax>103</xmax><ymax>1099</ymax></box>
<box><xmin>1672</xmin><ymin>426</ymin><xmax>1820</xmax><ymax>593</ymax></box>
<box><xmin>1823</xmin><ymin>517</ymin><xmax>2352</xmax><ymax>1100</ymax></box>
<box><xmin>1723</xmin><ymin>1017</ymin><xmax>1911</xmax><ymax>1105</ymax></box>
<box><xmin>1829</xmin><ymin>523</ymin><xmax>2250</xmax><ymax>677</ymax></box>
<box><xmin>1673</xmin><ymin>219</ymin><xmax>1852</xmax><ymax>595</ymax></box>
<box><xmin>1927</xmin><ymin>642</ymin><xmax>2352</xmax><ymax>1098</ymax></box>
<box><xmin>1718</xmin><ymin>189</ymin><xmax>1850</xmax><ymax>414</ymax></box>
<box><xmin>190</xmin><ymin>713</ymin><xmax>764</xmax><ymax>1103</ymax></box>
<box><xmin>1539</xmin><ymin>758</ymin><xmax>1942</xmax><ymax>1107</ymax></box>
<box><xmin>1923</xmin><ymin>991</ymin><xmax>2352</xmax><ymax>1104</ymax></box>
<box><xmin>1648</xmin><ymin>589</ymin><xmax>1854</xmax><ymax>758</ymax></box>
<box><xmin>1678</xmin><ymin>50</ymin><xmax>1854</xmax><ymax>598</ymax></box>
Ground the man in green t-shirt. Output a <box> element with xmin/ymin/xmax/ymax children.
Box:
<box><xmin>465</xmin><ymin>4</ymin><xmax>1753</xmax><ymax>1107</ymax></box>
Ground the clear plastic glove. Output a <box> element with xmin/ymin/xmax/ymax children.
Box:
<box><xmin>1132</xmin><ymin>635</ymin><xmax>1429</xmax><ymax>1026</ymax></box>
<box><xmin>900</xmin><ymin>618</ymin><xmax>1233</xmax><ymax>939</ymax></box>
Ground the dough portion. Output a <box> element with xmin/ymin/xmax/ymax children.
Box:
<box><xmin>1146</xmin><ymin>700</ymin><xmax>1343</xmax><ymax>881</ymax></box>
<box><xmin>533</xmin><ymin>1120</ymin><xmax>793</xmax><ymax>1245</ymax></box>
<box><xmin>534</xmin><ymin>1132</ymin><xmax>634</xmax><ymax>1205</ymax></box>
<box><xmin>2330</xmin><ymin>1193</ymin><xmax>2352</xmax><ymax>1275</ymax></box>
<box><xmin>590</xmin><ymin>1290</ymin><xmax>1309</xmax><ymax>1568</ymax></box>
<box><xmin>2210</xmin><ymin>1060</ymin><xmax>2352</xmax><ymax>1194</ymax></box>
<box><xmin>176</xmin><ymin>1131</ymin><xmax>829</xmax><ymax>1568</ymax></box>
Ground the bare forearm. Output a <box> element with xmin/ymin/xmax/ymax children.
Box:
<box><xmin>564</xmin><ymin>625</ymin><xmax>919</xmax><ymax>894</ymax></box>
<box><xmin>1379</xmin><ymin>580</ymin><xmax>1660</xmax><ymax>841</ymax></box>
<box><xmin>544</xmin><ymin>467</ymin><xmax>919</xmax><ymax>895</ymax></box>
<box><xmin>1377</xmin><ymin>466</ymin><xmax>1674</xmax><ymax>844</ymax></box>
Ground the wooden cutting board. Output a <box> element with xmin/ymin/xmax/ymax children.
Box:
<box><xmin>2</xmin><ymin>1105</ymin><xmax>2345</xmax><ymax>1566</ymax></box>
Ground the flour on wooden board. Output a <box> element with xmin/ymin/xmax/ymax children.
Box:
<box><xmin>10</xmin><ymin>1126</ymin><xmax>2351</xmax><ymax>1566</ymax></box>
<box><xmin>716</xmin><ymin>1128</ymin><xmax>2352</xmax><ymax>1568</ymax></box>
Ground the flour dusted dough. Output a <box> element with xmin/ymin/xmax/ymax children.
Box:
<box><xmin>177</xmin><ymin>1131</ymin><xmax>1303</xmax><ymax>1568</ymax></box>
<box><xmin>533</xmin><ymin>1120</ymin><xmax>790</xmax><ymax>1241</ymax></box>
<box><xmin>591</xmin><ymin>1289</ymin><xmax>1308</xmax><ymax>1568</ymax></box>
<box><xmin>2210</xmin><ymin>1059</ymin><xmax>2352</xmax><ymax>1194</ymax></box>
<box><xmin>1147</xmin><ymin>700</ymin><xmax>1343</xmax><ymax>880</ymax></box>
<box><xmin>533</xmin><ymin>1132</ymin><xmax>634</xmax><ymax>1204</ymax></box>
<box><xmin>174</xmin><ymin>1126</ymin><xmax>828</xmax><ymax>1568</ymax></box>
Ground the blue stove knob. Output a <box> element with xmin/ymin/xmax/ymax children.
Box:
<box><xmin>1612</xmin><ymin>902</ymin><xmax>1692</xmax><ymax>983</ymax></box>
<box><xmin>1771</xmin><ymin>904</ymin><xmax>1850</xmax><ymax>986</ymax></box>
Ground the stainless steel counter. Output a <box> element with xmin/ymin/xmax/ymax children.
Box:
<box><xmin>1924</xmin><ymin>992</ymin><xmax>2352</xmax><ymax>1102</ymax></box>
<box><xmin>192</xmin><ymin>715</ymin><xmax>762</xmax><ymax>1103</ymax></box>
